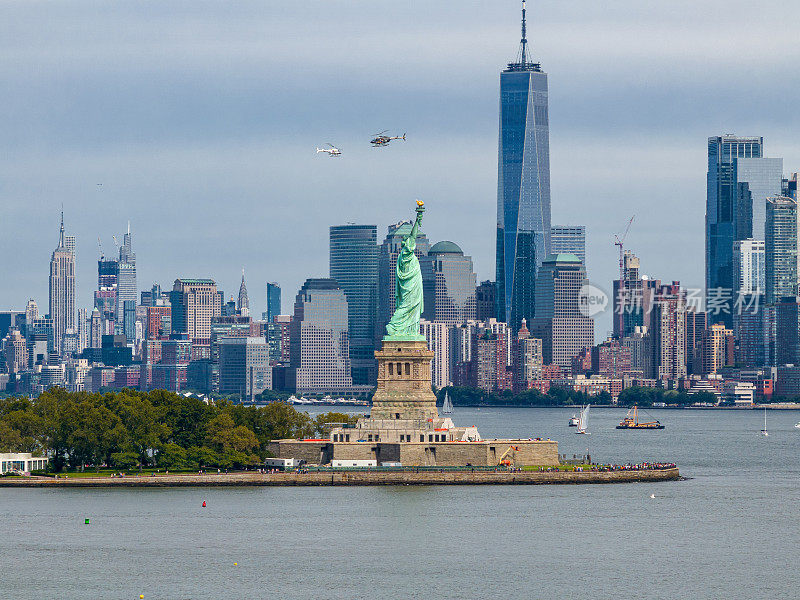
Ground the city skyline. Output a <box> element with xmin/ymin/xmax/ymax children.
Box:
<box><xmin>4</xmin><ymin>2</ymin><xmax>800</xmax><ymax>337</ymax></box>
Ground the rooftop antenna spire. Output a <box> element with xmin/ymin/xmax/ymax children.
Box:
<box><xmin>59</xmin><ymin>204</ymin><xmax>65</xmax><ymax>247</ymax></box>
<box><xmin>520</xmin><ymin>0</ymin><xmax>528</xmax><ymax>65</ymax></box>
<box><xmin>508</xmin><ymin>0</ymin><xmax>539</xmax><ymax>71</ymax></box>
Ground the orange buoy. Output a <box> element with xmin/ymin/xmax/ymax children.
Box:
<box><xmin>202</xmin><ymin>501</ymin><xmax>206</xmax><ymax>507</ymax></box>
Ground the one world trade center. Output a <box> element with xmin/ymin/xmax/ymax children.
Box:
<box><xmin>496</xmin><ymin>1</ymin><xmax>551</xmax><ymax>330</ymax></box>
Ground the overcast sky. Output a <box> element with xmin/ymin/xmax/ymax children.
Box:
<box><xmin>3</xmin><ymin>0</ymin><xmax>800</xmax><ymax>336</ymax></box>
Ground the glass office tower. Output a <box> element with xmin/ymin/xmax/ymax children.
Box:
<box><xmin>263</xmin><ymin>283</ymin><xmax>281</xmax><ymax>322</ymax></box>
<box><xmin>496</xmin><ymin>2</ymin><xmax>551</xmax><ymax>331</ymax></box>
<box><xmin>330</xmin><ymin>225</ymin><xmax>378</xmax><ymax>385</ymax></box>
<box><xmin>706</xmin><ymin>135</ymin><xmax>763</xmax><ymax>326</ymax></box>
<box><xmin>428</xmin><ymin>241</ymin><xmax>477</xmax><ymax>325</ymax></box>
<box><xmin>550</xmin><ymin>225</ymin><xmax>585</xmax><ymax>264</ymax></box>
<box><xmin>765</xmin><ymin>196</ymin><xmax>798</xmax><ymax>305</ymax></box>
<box><xmin>736</xmin><ymin>157</ymin><xmax>783</xmax><ymax>241</ymax></box>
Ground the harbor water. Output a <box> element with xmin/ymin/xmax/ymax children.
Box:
<box><xmin>1</xmin><ymin>407</ymin><xmax>798</xmax><ymax>599</ymax></box>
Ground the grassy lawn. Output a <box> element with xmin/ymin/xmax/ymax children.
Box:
<box><xmin>521</xmin><ymin>464</ymin><xmax>591</xmax><ymax>472</ymax></box>
<box><xmin>50</xmin><ymin>468</ymin><xmax>200</xmax><ymax>478</ymax></box>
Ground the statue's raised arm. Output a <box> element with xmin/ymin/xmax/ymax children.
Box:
<box><xmin>385</xmin><ymin>201</ymin><xmax>426</xmax><ymax>339</ymax></box>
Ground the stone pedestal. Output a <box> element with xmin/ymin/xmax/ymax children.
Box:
<box><xmin>369</xmin><ymin>338</ymin><xmax>438</xmax><ymax>421</ymax></box>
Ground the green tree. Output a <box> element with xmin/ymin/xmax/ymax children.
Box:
<box><xmin>67</xmin><ymin>399</ymin><xmax>126</xmax><ymax>471</ymax></box>
<box><xmin>158</xmin><ymin>443</ymin><xmax>188</xmax><ymax>469</ymax></box>
<box><xmin>186</xmin><ymin>445</ymin><xmax>219</xmax><ymax>470</ymax></box>
<box><xmin>313</xmin><ymin>412</ymin><xmax>360</xmax><ymax>437</ymax></box>
<box><xmin>257</xmin><ymin>402</ymin><xmax>314</xmax><ymax>441</ymax></box>
<box><xmin>205</xmin><ymin>413</ymin><xmax>260</xmax><ymax>468</ymax></box>
<box><xmin>110</xmin><ymin>450</ymin><xmax>139</xmax><ymax>470</ymax></box>
<box><xmin>0</xmin><ymin>420</ymin><xmax>24</xmax><ymax>453</ymax></box>
<box><xmin>690</xmin><ymin>391</ymin><xmax>718</xmax><ymax>406</ymax></box>
<box><xmin>108</xmin><ymin>392</ymin><xmax>170</xmax><ymax>470</ymax></box>
<box><xmin>150</xmin><ymin>390</ymin><xmax>214</xmax><ymax>449</ymax></box>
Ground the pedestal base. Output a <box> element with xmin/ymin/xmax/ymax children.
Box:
<box><xmin>369</xmin><ymin>338</ymin><xmax>438</xmax><ymax>421</ymax></box>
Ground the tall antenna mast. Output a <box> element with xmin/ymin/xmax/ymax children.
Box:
<box><xmin>58</xmin><ymin>205</ymin><xmax>65</xmax><ymax>247</ymax></box>
<box><xmin>520</xmin><ymin>0</ymin><xmax>528</xmax><ymax>65</ymax></box>
<box><xmin>508</xmin><ymin>1</ymin><xmax>540</xmax><ymax>71</ymax></box>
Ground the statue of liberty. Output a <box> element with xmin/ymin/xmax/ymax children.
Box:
<box><xmin>385</xmin><ymin>200</ymin><xmax>426</xmax><ymax>339</ymax></box>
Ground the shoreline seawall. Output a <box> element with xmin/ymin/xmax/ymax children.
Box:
<box><xmin>0</xmin><ymin>468</ymin><xmax>680</xmax><ymax>487</ymax></box>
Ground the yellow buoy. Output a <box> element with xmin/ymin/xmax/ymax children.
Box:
<box><xmin>234</xmin><ymin>562</ymin><xmax>238</xmax><ymax>566</ymax></box>
<box><xmin>140</xmin><ymin>596</ymin><xmax>144</xmax><ymax>599</ymax></box>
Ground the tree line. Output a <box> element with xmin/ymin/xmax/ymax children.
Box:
<box><xmin>0</xmin><ymin>388</ymin><xmax>358</xmax><ymax>472</ymax></box>
<box><xmin>436</xmin><ymin>385</ymin><xmax>731</xmax><ymax>407</ymax></box>
<box><xmin>436</xmin><ymin>386</ymin><xmax>612</xmax><ymax>407</ymax></box>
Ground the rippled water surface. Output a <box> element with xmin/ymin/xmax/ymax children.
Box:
<box><xmin>2</xmin><ymin>407</ymin><xmax>798</xmax><ymax>599</ymax></box>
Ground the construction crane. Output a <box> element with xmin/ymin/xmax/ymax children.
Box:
<box><xmin>97</xmin><ymin>236</ymin><xmax>104</xmax><ymax>259</ymax></box>
<box><xmin>614</xmin><ymin>215</ymin><xmax>635</xmax><ymax>281</ymax></box>
<box><xmin>497</xmin><ymin>445</ymin><xmax>519</xmax><ymax>467</ymax></box>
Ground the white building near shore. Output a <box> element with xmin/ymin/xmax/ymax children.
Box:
<box><xmin>0</xmin><ymin>453</ymin><xmax>49</xmax><ymax>474</ymax></box>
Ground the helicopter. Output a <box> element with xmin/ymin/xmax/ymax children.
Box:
<box><xmin>316</xmin><ymin>143</ymin><xmax>342</xmax><ymax>157</ymax></box>
<box><xmin>370</xmin><ymin>131</ymin><xmax>406</xmax><ymax>147</ymax></box>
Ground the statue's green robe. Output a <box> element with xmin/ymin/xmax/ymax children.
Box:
<box><xmin>385</xmin><ymin>230</ymin><xmax>423</xmax><ymax>337</ymax></box>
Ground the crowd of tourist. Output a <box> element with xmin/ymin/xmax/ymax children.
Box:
<box><xmin>591</xmin><ymin>462</ymin><xmax>677</xmax><ymax>472</ymax></box>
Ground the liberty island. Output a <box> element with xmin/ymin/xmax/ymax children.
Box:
<box><xmin>267</xmin><ymin>203</ymin><xmax>674</xmax><ymax>475</ymax></box>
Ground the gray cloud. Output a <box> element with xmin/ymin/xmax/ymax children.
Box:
<box><xmin>2</xmin><ymin>0</ymin><xmax>799</xmax><ymax>337</ymax></box>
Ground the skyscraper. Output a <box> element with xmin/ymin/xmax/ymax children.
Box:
<box><xmin>652</xmin><ymin>282</ymin><xmax>687</xmax><ymax>379</ymax></box>
<box><xmin>218</xmin><ymin>336</ymin><xmax>271</xmax><ymax>400</ymax></box>
<box><xmin>612</xmin><ymin>250</ymin><xmax>648</xmax><ymax>339</ymax></box>
<box><xmin>237</xmin><ymin>269</ymin><xmax>249</xmax><ymax>317</ymax></box>
<box><xmin>290</xmin><ymin>278</ymin><xmax>352</xmax><ymax>394</ymax></box>
<box><xmin>550</xmin><ymin>225</ymin><xmax>585</xmax><ymax>264</ymax></box>
<box><xmin>701</xmin><ymin>323</ymin><xmax>734</xmax><ymax>375</ymax></box>
<box><xmin>77</xmin><ymin>308</ymin><xmax>88</xmax><ymax>353</ymax></box>
<box><xmin>765</xmin><ymin>196</ymin><xmax>798</xmax><ymax>304</ymax></box>
<box><xmin>513</xmin><ymin>319</ymin><xmax>543</xmax><ymax>392</ymax></box>
<box><xmin>89</xmin><ymin>307</ymin><xmax>102</xmax><ymax>349</ymax></box>
<box><xmin>529</xmin><ymin>254</ymin><xmax>594</xmax><ymax>370</ymax></box>
<box><xmin>96</xmin><ymin>258</ymin><xmax>118</xmax><ymax>332</ymax></box>
<box><xmin>169</xmin><ymin>279</ymin><xmax>222</xmax><ymax>359</ymax></box>
<box><xmin>496</xmin><ymin>2</ymin><xmax>551</xmax><ymax>329</ymax></box>
<box><xmin>775</xmin><ymin>297</ymin><xmax>800</xmax><ymax>366</ymax></box>
<box><xmin>428</xmin><ymin>241</ymin><xmax>477</xmax><ymax>325</ymax></box>
<box><xmin>419</xmin><ymin>319</ymin><xmax>452</xmax><ymax>389</ymax></box>
<box><xmin>733</xmin><ymin>239</ymin><xmax>765</xmax><ymax>295</ymax></box>
<box><xmin>732</xmin><ymin>238</ymin><xmax>766</xmax><ymax>367</ymax></box>
<box><xmin>706</xmin><ymin>135</ymin><xmax>766</xmax><ymax>326</ymax></box>
<box><xmin>736</xmin><ymin>158</ymin><xmax>783</xmax><ymax>240</ymax></box>
<box><xmin>475</xmin><ymin>281</ymin><xmax>496</xmax><ymax>321</ymax></box>
<box><xmin>330</xmin><ymin>225</ymin><xmax>378</xmax><ymax>385</ymax></box>
<box><xmin>263</xmin><ymin>282</ymin><xmax>281</xmax><ymax>323</ymax></box>
<box><xmin>48</xmin><ymin>212</ymin><xmax>75</xmax><ymax>354</ymax></box>
<box><xmin>685</xmin><ymin>307</ymin><xmax>708</xmax><ymax>375</ymax></box>
<box><xmin>115</xmin><ymin>224</ymin><xmax>137</xmax><ymax>335</ymax></box>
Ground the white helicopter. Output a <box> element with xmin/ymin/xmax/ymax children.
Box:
<box><xmin>316</xmin><ymin>143</ymin><xmax>342</xmax><ymax>157</ymax></box>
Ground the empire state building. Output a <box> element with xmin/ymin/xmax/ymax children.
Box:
<box><xmin>49</xmin><ymin>212</ymin><xmax>75</xmax><ymax>354</ymax></box>
<box><xmin>496</xmin><ymin>1</ymin><xmax>551</xmax><ymax>330</ymax></box>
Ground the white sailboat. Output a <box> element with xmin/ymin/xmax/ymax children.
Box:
<box><xmin>760</xmin><ymin>407</ymin><xmax>768</xmax><ymax>436</ymax></box>
<box><xmin>442</xmin><ymin>391</ymin><xmax>454</xmax><ymax>415</ymax></box>
<box><xmin>575</xmin><ymin>404</ymin><xmax>591</xmax><ymax>435</ymax></box>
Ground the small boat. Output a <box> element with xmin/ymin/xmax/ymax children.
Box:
<box><xmin>575</xmin><ymin>404</ymin><xmax>590</xmax><ymax>435</ymax></box>
<box><xmin>568</xmin><ymin>414</ymin><xmax>579</xmax><ymax>427</ymax></box>
<box><xmin>617</xmin><ymin>406</ymin><xmax>665</xmax><ymax>430</ymax></box>
<box><xmin>760</xmin><ymin>407</ymin><xmax>768</xmax><ymax>436</ymax></box>
<box><xmin>795</xmin><ymin>422</ymin><xmax>800</xmax><ymax>429</ymax></box>
<box><xmin>442</xmin><ymin>392</ymin><xmax>454</xmax><ymax>416</ymax></box>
